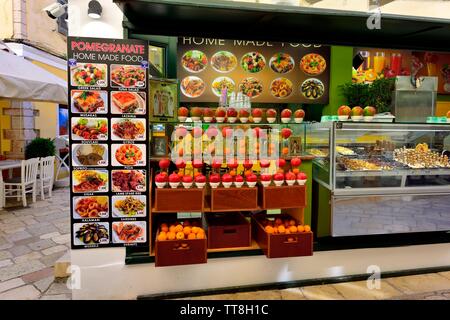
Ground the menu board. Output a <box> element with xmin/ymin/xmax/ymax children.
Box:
<box><xmin>177</xmin><ymin>37</ymin><xmax>330</xmax><ymax>104</ymax></box>
<box><xmin>67</xmin><ymin>37</ymin><xmax>149</xmax><ymax>249</ymax></box>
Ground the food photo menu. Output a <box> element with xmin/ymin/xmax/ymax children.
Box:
<box><xmin>68</xmin><ymin>37</ymin><xmax>149</xmax><ymax>249</ymax></box>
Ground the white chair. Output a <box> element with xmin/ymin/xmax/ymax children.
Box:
<box><xmin>2</xmin><ymin>158</ymin><xmax>39</xmax><ymax>207</ymax></box>
<box><xmin>39</xmin><ymin>156</ymin><xmax>55</xmax><ymax>200</ymax></box>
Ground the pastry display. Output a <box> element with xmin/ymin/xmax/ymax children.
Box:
<box><xmin>394</xmin><ymin>144</ymin><xmax>450</xmax><ymax>169</ymax></box>
<box><xmin>338</xmin><ymin>157</ymin><xmax>392</xmax><ymax>171</ymax></box>
<box><xmin>309</xmin><ymin>148</ymin><xmax>328</xmax><ymax>157</ymax></box>
<box><xmin>336</xmin><ymin>146</ymin><xmax>356</xmax><ymax>156</ymax></box>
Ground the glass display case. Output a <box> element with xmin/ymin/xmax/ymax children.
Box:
<box><xmin>307</xmin><ymin>122</ymin><xmax>450</xmax><ymax>237</ymax></box>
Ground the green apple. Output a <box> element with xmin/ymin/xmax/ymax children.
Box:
<box><xmin>351</xmin><ymin>106</ymin><xmax>364</xmax><ymax>116</ymax></box>
<box><xmin>363</xmin><ymin>106</ymin><xmax>376</xmax><ymax>116</ymax></box>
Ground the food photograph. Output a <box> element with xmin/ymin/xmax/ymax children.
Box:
<box><xmin>211</xmin><ymin>76</ymin><xmax>235</xmax><ymax>97</ymax></box>
<box><xmin>73</xmin><ymin>222</ymin><xmax>110</xmax><ymax>246</ymax></box>
<box><xmin>111</xmin><ymin>170</ymin><xmax>146</xmax><ymax>192</ymax></box>
<box><xmin>111</xmin><ymin>91</ymin><xmax>146</xmax><ymax>114</ymax></box>
<box><xmin>71</xmin><ymin>90</ymin><xmax>107</xmax><ymax>114</ymax></box>
<box><xmin>73</xmin><ymin>196</ymin><xmax>109</xmax><ymax>219</ymax></box>
<box><xmin>270</xmin><ymin>77</ymin><xmax>293</xmax><ymax>99</ymax></box>
<box><xmin>70</xmin><ymin>63</ymin><xmax>107</xmax><ymax>87</ymax></box>
<box><xmin>112</xmin><ymin>221</ymin><xmax>146</xmax><ymax>244</ymax></box>
<box><xmin>300</xmin><ymin>53</ymin><xmax>327</xmax><ymax>75</ymax></box>
<box><xmin>180</xmin><ymin>76</ymin><xmax>206</xmax><ymax>98</ymax></box>
<box><xmin>110</xmin><ymin>64</ymin><xmax>146</xmax><ymax>88</ymax></box>
<box><xmin>181</xmin><ymin>50</ymin><xmax>208</xmax><ymax>73</ymax></box>
<box><xmin>238</xmin><ymin>77</ymin><xmax>263</xmax><ymax>98</ymax></box>
<box><xmin>71</xmin><ymin>117</ymin><xmax>108</xmax><ymax>141</ymax></box>
<box><xmin>269</xmin><ymin>52</ymin><xmax>295</xmax><ymax>74</ymax></box>
<box><xmin>241</xmin><ymin>51</ymin><xmax>266</xmax><ymax>73</ymax></box>
<box><xmin>72</xmin><ymin>144</ymin><xmax>108</xmax><ymax>167</ymax></box>
<box><xmin>72</xmin><ymin>170</ymin><xmax>108</xmax><ymax>193</ymax></box>
<box><xmin>112</xmin><ymin>195</ymin><xmax>146</xmax><ymax>217</ymax></box>
<box><xmin>111</xmin><ymin>118</ymin><xmax>146</xmax><ymax>141</ymax></box>
<box><xmin>111</xmin><ymin>143</ymin><xmax>146</xmax><ymax>167</ymax></box>
<box><xmin>210</xmin><ymin>51</ymin><xmax>238</xmax><ymax>73</ymax></box>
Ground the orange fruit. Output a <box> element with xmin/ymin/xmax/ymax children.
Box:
<box><xmin>176</xmin><ymin>231</ymin><xmax>185</xmax><ymax>240</ymax></box>
<box><xmin>289</xmin><ymin>226</ymin><xmax>298</xmax><ymax>233</ymax></box>
<box><xmin>187</xmin><ymin>233</ymin><xmax>196</xmax><ymax>240</ymax></box>
<box><xmin>297</xmin><ymin>225</ymin><xmax>305</xmax><ymax>233</ymax></box>
<box><xmin>265</xmin><ymin>226</ymin><xmax>274</xmax><ymax>234</ymax></box>
<box><xmin>197</xmin><ymin>227</ymin><xmax>204</xmax><ymax>233</ymax></box>
<box><xmin>293</xmin><ymin>168</ymin><xmax>300</xmax><ymax>174</ymax></box>
<box><xmin>304</xmin><ymin>225</ymin><xmax>311</xmax><ymax>232</ymax></box>
<box><xmin>178</xmin><ymin>148</ymin><xmax>184</xmax><ymax>156</ymax></box>
<box><xmin>196</xmin><ymin>232</ymin><xmax>205</xmax><ymax>239</ymax></box>
<box><xmin>194</xmin><ymin>172</ymin><xmax>201</xmax><ymax>177</ymax></box>
<box><xmin>278</xmin><ymin>225</ymin><xmax>286</xmax><ymax>234</ymax></box>
<box><xmin>161</xmin><ymin>224</ymin><xmax>169</xmax><ymax>233</ymax></box>
<box><xmin>183</xmin><ymin>226</ymin><xmax>192</xmax><ymax>235</ymax></box>
<box><xmin>169</xmin><ymin>225</ymin><xmax>176</xmax><ymax>233</ymax></box>
<box><xmin>289</xmin><ymin>220</ymin><xmax>296</xmax><ymax>226</ymax></box>
<box><xmin>191</xmin><ymin>226</ymin><xmax>200</xmax><ymax>234</ymax></box>
<box><xmin>157</xmin><ymin>231</ymin><xmax>167</xmax><ymax>241</ymax></box>
<box><xmin>282</xmin><ymin>147</ymin><xmax>289</xmax><ymax>155</ymax></box>
<box><xmin>230</xmin><ymin>170</ymin><xmax>236</xmax><ymax>176</ymax></box>
<box><xmin>285</xmin><ymin>229</ymin><xmax>291</xmax><ymax>234</ymax></box>
<box><xmin>167</xmin><ymin>231</ymin><xmax>176</xmax><ymax>240</ymax></box>
<box><xmin>174</xmin><ymin>224</ymin><xmax>183</xmax><ymax>233</ymax></box>
<box><xmin>272</xmin><ymin>227</ymin><xmax>278</xmax><ymax>234</ymax></box>
<box><xmin>275</xmin><ymin>218</ymin><xmax>283</xmax><ymax>226</ymax></box>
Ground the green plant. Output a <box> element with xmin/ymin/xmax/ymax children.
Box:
<box><xmin>25</xmin><ymin>138</ymin><xmax>55</xmax><ymax>159</ymax></box>
<box><xmin>339</xmin><ymin>78</ymin><xmax>396</xmax><ymax>113</ymax></box>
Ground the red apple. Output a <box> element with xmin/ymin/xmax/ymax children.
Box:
<box><xmin>276</xmin><ymin>159</ymin><xmax>286</xmax><ymax>168</ymax></box>
<box><xmin>274</xmin><ymin>173</ymin><xmax>284</xmax><ymax>181</ymax></box>
<box><xmin>209</xmin><ymin>173</ymin><xmax>221</xmax><ymax>183</ymax></box>
<box><xmin>155</xmin><ymin>173</ymin><xmax>168</xmax><ymax>182</ymax></box>
<box><xmin>291</xmin><ymin>157</ymin><xmax>301</xmax><ymax>167</ymax></box>
<box><xmin>338</xmin><ymin>105</ymin><xmax>351</xmax><ymax>116</ymax></box>
<box><xmin>260</xmin><ymin>159</ymin><xmax>271</xmax><ymax>168</ymax></box>
<box><xmin>246</xmin><ymin>173</ymin><xmax>257</xmax><ymax>182</ymax></box>
<box><xmin>363</xmin><ymin>106</ymin><xmax>376</xmax><ymax>116</ymax></box>
<box><xmin>192</xmin><ymin>159</ymin><xmax>203</xmax><ymax>169</ymax></box>
<box><xmin>351</xmin><ymin>106</ymin><xmax>364</xmax><ymax>116</ymax></box>
<box><xmin>234</xmin><ymin>175</ymin><xmax>244</xmax><ymax>182</ymax></box>
<box><xmin>203</xmin><ymin>108</ymin><xmax>214</xmax><ymax>117</ymax></box>
<box><xmin>182</xmin><ymin>175</ymin><xmax>193</xmax><ymax>183</ymax></box>
<box><xmin>252</xmin><ymin>108</ymin><xmax>263</xmax><ymax>117</ymax></box>
<box><xmin>285</xmin><ymin>171</ymin><xmax>296</xmax><ymax>180</ymax></box>
<box><xmin>281</xmin><ymin>128</ymin><xmax>292</xmax><ymax>139</ymax></box>
<box><xmin>227</xmin><ymin>108</ymin><xmax>238</xmax><ymax>117</ymax></box>
<box><xmin>227</xmin><ymin>159</ymin><xmax>239</xmax><ymax>169</ymax></box>
<box><xmin>281</xmin><ymin>109</ymin><xmax>292</xmax><ymax>119</ymax></box>
<box><xmin>243</xmin><ymin>159</ymin><xmax>253</xmax><ymax>170</ymax></box>
<box><xmin>175</xmin><ymin>159</ymin><xmax>186</xmax><ymax>169</ymax></box>
<box><xmin>215</xmin><ymin>107</ymin><xmax>226</xmax><ymax>117</ymax></box>
<box><xmin>266</xmin><ymin>109</ymin><xmax>277</xmax><ymax>118</ymax></box>
<box><xmin>178</xmin><ymin>106</ymin><xmax>189</xmax><ymax>117</ymax></box>
<box><xmin>222</xmin><ymin>173</ymin><xmax>233</xmax><ymax>183</ymax></box>
<box><xmin>297</xmin><ymin>172</ymin><xmax>307</xmax><ymax>180</ymax></box>
<box><xmin>195</xmin><ymin>174</ymin><xmax>206</xmax><ymax>183</ymax></box>
<box><xmin>169</xmin><ymin>173</ymin><xmax>180</xmax><ymax>183</ymax></box>
<box><xmin>211</xmin><ymin>158</ymin><xmax>223</xmax><ymax>169</ymax></box>
<box><xmin>239</xmin><ymin>109</ymin><xmax>250</xmax><ymax>117</ymax></box>
<box><xmin>192</xmin><ymin>127</ymin><xmax>203</xmax><ymax>138</ymax></box>
<box><xmin>260</xmin><ymin>174</ymin><xmax>272</xmax><ymax>181</ymax></box>
<box><xmin>206</xmin><ymin>126</ymin><xmax>218</xmax><ymax>138</ymax></box>
<box><xmin>294</xmin><ymin>109</ymin><xmax>305</xmax><ymax>118</ymax></box>
<box><xmin>190</xmin><ymin>107</ymin><xmax>203</xmax><ymax>117</ymax></box>
<box><xmin>158</xmin><ymin>158</ymin><xmax>170</xmax><ymax>169</ymax></box>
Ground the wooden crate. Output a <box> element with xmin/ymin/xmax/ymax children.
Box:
<box><xmin>210</xmin><ymin>187</ymin><xmax>258</xmax><ymax>212</ymax></box>
<box><xmin>252</xmin><ymin>214</ymin><xmax>313</xmax><ymax>258</ymax></box>
<box><xmin>154</xmin><ymin>188</ymin><xmax>204</xmax><ymax>212</ymax></box>
<box><xmin>205</xmin><ymin>212</ymin><xmax>251</xmax><ymax>249</ymax></box>
<box><xmin>155</xmin><ymin>234</ymin><xmax>207</xmax><ymax>267</ymax></box>
<box><xmin>258</xmin><ymin>185</ymin><xmax>306</xmax><ymax>209</ymax></box>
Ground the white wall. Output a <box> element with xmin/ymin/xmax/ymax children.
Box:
<box><xmin>68</xmin><ymin>0</ymin><xmax>123</xmax><ymax>39</ymax></box>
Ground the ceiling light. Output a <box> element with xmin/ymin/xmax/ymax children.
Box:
<box><xmin>88</xmin><ymin>0</ymin><xmax>102</xmax><ymax>19</ymax></box>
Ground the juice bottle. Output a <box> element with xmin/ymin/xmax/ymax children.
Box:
<box><xmin>390</xmin><ymin>53</ymin><xmax>402</xmax><ymax>76</ymax></box>
<box><xmin>373</xmin><ymin>52</ymin><xmax>385</xmax><ymax>74</ymax></box>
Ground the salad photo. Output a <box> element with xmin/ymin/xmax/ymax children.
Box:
<box><xmin>111</xmin><ymin>91</ymin><xmax>145</xmax><ymax>114</ymax></box>
<box><xmin>111</xmin><ymin>118</ymin><xmax>146</xmax><ymax>141</ymax></box>
<box><xmin>241</xmin><ymin>52</ymin><xmax>266</xmax><ymax>73</ymax></box>
<box><xmin>73</xmin><ymin>196</ymin><xmax>109</xmax><ymax>219</ymax></box>
<box><xmin>72</xmin><ymin>170</ymin><xmax>108</xmax><ymax>193</ymax></box>
<box><xmin>211</xmin><ymin>77</ymin><xmax>235</xmax><ymax>97</ymax></box>
<box><xmin>71</xmin><ymin>90</ymin><xmax>107</xmax><ymax>114</ymax></box>
<box><xmin>239</xmin><ymin>77</ymin><xmax>263</xmax><ymax>98</ymax></box>
<box><xmin>112</xmin><ymin>195</ymin><xmax>146</xmax><ymax>217</ymax></box>
<box><xmin>71</xmin><ymin>117</ymin><xmax>108</xmax><ymax>140</ymax></box>
<box><xmin>181</xmin><ymin>50</ymin><xmax>208</xmax><ymax>73</ymax></box>
<box><xmin>112</xmin><ymin>144</ymin><xmax>145</xmax><ymax>167</ymax></box>
<box><xmin>71</xmin><ymin>63</ymin><xmax>107</xmax><ymax>87</ymax></box>
<box><xmin>110</xmin><ymin>65</ymin><xmax>146</xmax><ymax>88</ymax></box>
<box><xmin>112</xmin><ymin>221</ymin><xmax>146</xmax><ymax>244</ymax></box>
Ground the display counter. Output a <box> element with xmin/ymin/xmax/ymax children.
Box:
<box><xmin>308</xmin><ymin>121</ymin><xmax>450</xmax><ymax>237</ymax></box>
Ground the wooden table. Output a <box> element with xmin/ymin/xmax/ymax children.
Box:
<box><xmin>0</xmin><ymin>160</ymin><xmax>22</xmax><ymax>208</ymax></box>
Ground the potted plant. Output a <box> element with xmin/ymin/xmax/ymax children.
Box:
<box><xmin>25</xmin><ymin>138</ymin><xmax>56</xmax><ymax>159</ymax></box>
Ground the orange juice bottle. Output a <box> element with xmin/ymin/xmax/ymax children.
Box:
<box><xmin>373</xmin><ymin>52</ymin><xmax>385</xmax><ymax>74</ymax></box>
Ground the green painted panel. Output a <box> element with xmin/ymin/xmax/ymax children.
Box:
<box><xmin>301</xmin><ymin>160</ymin><xmax>313</xmax><ymax>226</ymax></box>
<box><xmin>316</xmin><ymin>182</ymin><xmax>331</xmax><ymax>237</ymax></box>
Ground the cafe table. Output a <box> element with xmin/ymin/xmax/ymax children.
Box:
<box><xmin>0</xmin><ymin>159</ymin><xmax>22</xmax><ymax>209</ymax></box>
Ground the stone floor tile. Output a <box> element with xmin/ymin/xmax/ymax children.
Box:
<box><xmin>0</xmin><ymin>260</ymin><xmax>46</xmax><ymax>282</ymax></box>
<box><xmin>0</xmin><ymin>258</ymin><xmax>13</xmax><ymax>268</ymax></box>
<box><xmin>438</xmin><ymin>271</ymin><xmax>450</xmax><ymax>280</ymax></box>
<box><xmin>231</xmin><ymin>290</ymin><xmax>282</xmax><ymax>300</ymax></box>
<box><xmin>46</xmin><ymin>282</ymin><xmax>71</xmax><ymax>295</ymax></box>
<box><xmin>4</xmin><ymin>230</ymin><xmax>31</xmax><ymax>242</ymax></box>
<box><xmin>40</xmin><ymin>232</ymin><xmax>61</xmax><ymax>240</ymax></box>
<box><xmin>13</xmin><ymin>251</ymin><xmax>43</xmax><ymax>264</ymax></box>
<box><xmin>33</xmin><ymin>276</ymin><xmax>54</xmax><ymax>292</ymax></box>
<box><xmin>21</xmin><ymin>267</ymin><xmax>54</xmax><ymax>283</ymax></box>
<box><xmin>386</xmin><ymin>274</ymin><xmax>450</xmax><ymax>295</ymax></box>
<box><xmin>40</xmin><ymin>293</ymin><xmax>71</xmax><ymax>300</ymax></box>
<box><xmin>40</xmin><ymin>251</ymin><xmax>66</xmax><ymax>268</ymax></box>
<box><xmin>0</xmin><ymin>250</ymin><xmax>12</xmax><ymax>260</ymax></box>
<box><xmin>27</xmin><ymin>239</ymin><xmax>55</xmax><ymax>251</ymax></box>
<box><xmin>28</xmin><ymin>224</ymin><xmax>59</xmax><ymax>237</ymax></box>
<box><xmin>51</xmin><ymin>234</ymin><xmax>70</xmax><ymax>244</ymax></box>
<box><xmin>13</xmin><ymin>236</ymin><xmax>41</xmax><ymax>247</ymax></box>
<box><xmin>279</xmin><ymin>288</ymin><xmax>307</xmax><ymax>300</ymax></box>
<box><xmin>332</xmin><ymin>280</ymin><xmax>403</xmax><ymax>300</ymax></box>
<box><xmin>0</xmin><ymin>285</ymin><xmax>40</xmax><ymax>300</ymax></box>
<box><xmin>301</xmin><ymin>285</ymin><xmax>345</xmax><ymax>300</ymax></box>
<box><xmin>0</xmin><ymin>242</ymin><xmax>13</xmax><ymax>250</ymax></box>
<box><xmin>42</xmin><ymin>245</ymin><xmax>67</xmax><ymax>256</ymax></box>
<box><xmin>9</xmin><ymin>245</ymin><xmax>32</xmax><ymax>257</ymax></box>
<box><xmin>0</xmin><ymin>278</ymin><xmax>26</xmax><ymax>293</ymax></box>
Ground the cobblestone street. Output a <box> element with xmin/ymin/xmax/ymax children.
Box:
<box><xmin>0</xmin><ymin>187</ymin><xmax>71</xmax><ymax>300</ymax></box>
